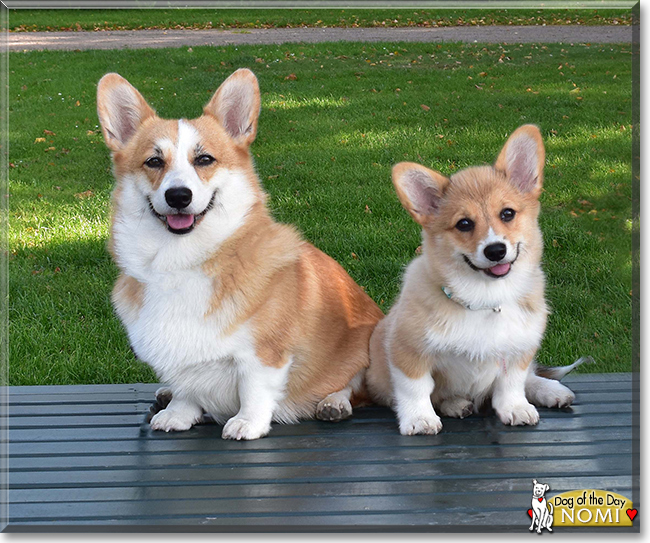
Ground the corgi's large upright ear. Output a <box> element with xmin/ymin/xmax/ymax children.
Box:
<box><xmin>97</xmin><ymin>73</ymin><xmax>155</xmax><ymax>152</ymax></box>
<box><xmin>392</xmin><ymin>162</ymin><xmax>450</xmax><ymax>226</ymax></box>
<box><xmin>494</xmin><ymin>124</ymin><xmax>545</xmax><ymax>195</ymax></box>
<box><xmin>204</xmin><ymin>68</ymin><xmax>261</xmax><ymax>146</ymax></box>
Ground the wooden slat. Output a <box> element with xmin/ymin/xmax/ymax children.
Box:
<box><xmin>9</xmin><ymin>440</ymin><xmax>632</xmax><ymax>471</ymax></box>
<box><xmin>7</xmin><ymin>374</ymin><xmax>636</xmax><ymax>530</ymax></box>
<box><xmin>10</xmin><ymin>476</ymin><xmax>636</xmax><ymax>505</ymax></box>
<box><xmin>8</xmin><ymin>427</ymin><xmax>633</xmax><ymax>458</ymax></box>
<box><xmin>7</xmin><ymin>414</ymin><xmax>634</xmax><ymax>444</ymax></box>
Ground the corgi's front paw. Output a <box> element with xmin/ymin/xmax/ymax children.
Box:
<box><xmin>150</xmin><ymin>408</ymin><xmax>200</xmax><ymax>432</ymax></box>
<box><xmin>497</xmin><ymin>402</ymin><xmax>539</xmax><ymax>426</ymax></box>
<box><xmin>399</xmin><ymin>414</ymin><xmax>442</xmax><ymax>436</ymax></box>
<box><xmin>222</xmin><ymin>416</ymin><xmax>270</xmax><ymax>440</ymax></box>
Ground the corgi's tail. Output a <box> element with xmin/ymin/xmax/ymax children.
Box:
<box><xmin>534</xmin><ymin>356</ymin><xmax>595</xmax><ymax>381</ymax></box>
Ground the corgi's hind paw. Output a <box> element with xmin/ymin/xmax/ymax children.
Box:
<box><xmin>439</xmin><ymin>398</ymin><xmax>474</xmax><ymax>419</ymax></box>
<box><xmin>527</xmin><ymin>377</ymin><xmax>575</xmax><ymax>408</ymax></box>
<box><xmin>399</xmin><ymin>414</ymin><xmax>443</xmax><ymax>436</ymax></box>
<box><xmin>146</xmin><ymin>387</ymin><xmax>174</xmax><ymax>423</ymax></box>
<box><xmin>154</xmin><ymin>387</ymin><xmax>173</xmax><ymax>408</ymax></box>
<box><xmin>316</xmin><ymin>392</ymin><xmax>353</xmax><ymax>422</ymax></box>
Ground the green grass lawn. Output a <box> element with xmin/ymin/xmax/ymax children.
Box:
<box><xmin>9</xmin><ymin>8</ymin><xmax>632</xmax><ymax>32</ymax></box>
<box><xmin>8</xmin><ymin>41</ymin><xmax>632</xmax><ymax>385</ymax></box>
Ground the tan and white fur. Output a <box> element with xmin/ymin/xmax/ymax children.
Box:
<box><xmin>98</xmin><ymin>69</ymin><xmax>383</xmax><ymax>440</ymax></box>
<box><xmin>366</xmin><ymin>125</ymin><xmax>583</xmax><ymax>436</ymax></box>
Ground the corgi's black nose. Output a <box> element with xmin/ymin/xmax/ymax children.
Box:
<box><xmin>165</xmin><ymin>187</ymin><xmax>192</xmax><ymax>209</ymax></box>
<box><xmin>484</xmin><ymin>243</ymin><xmax>507</xmax><ymax>262</ymax></box>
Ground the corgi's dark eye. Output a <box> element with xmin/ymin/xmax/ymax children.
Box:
<box><xmin>500</xmin><ymin>208</ymin><xmax>516</xmax><ymax>222</ymax></box>
<box><xmin>455</xmin><ymin>218</ymin><xmax>475</xmax><ymax>232</ymax></box>
<box><xmin>194</xmin><ymin>154</ymin><xmax>216</xmax><ymax>167</ymax></box>
<box><xmin>144</xmin><ymin>156</ymin><xmax>164</xmax><ymax>169</ymax></box>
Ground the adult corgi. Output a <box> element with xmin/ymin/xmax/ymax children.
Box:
<box><xmin>97</xmin><ymin>69</ymin><xmax>383</xmax><ymax>440</ymax></box>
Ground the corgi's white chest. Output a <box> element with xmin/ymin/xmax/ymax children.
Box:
<box><xmin>425</xmin><ymin>303</ymin><xmax>545</xmax><ymax>397</ymax></box>
<box><xmin>122</xmin><ymin>270</ymin><xmax>256</xmax><ymax>417</ymax></box>
<box><xmin>124</xmin><ymin>270</ymin><xmax>245</xmax><ymax>372</ymax></box>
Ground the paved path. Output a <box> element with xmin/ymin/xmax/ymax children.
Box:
<box><xmin>8</xmin><ymin>25</ymin><xmax>633</xmax><ymax>52</ymax></box>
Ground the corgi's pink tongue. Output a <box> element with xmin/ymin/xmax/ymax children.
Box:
<box><xmin>166</xmin><ymin>214</ymin><xmax>194</xmax><ymax>230</ymax></box>
<box><xmin>488</xmin><ymin>262</ymin><xmax>511</xmax><ymax>276</ymax></box>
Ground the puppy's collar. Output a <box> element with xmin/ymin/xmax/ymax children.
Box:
<box><xmin>441</xmin><ymin>286</ymin><xmax>502</xmax><ymax>313</ymax></box>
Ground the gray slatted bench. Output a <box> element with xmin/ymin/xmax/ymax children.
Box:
<box><xmin>6</xmin><ymin>373</ymin><xmax>637</xmax><ymax>531</ymax></box>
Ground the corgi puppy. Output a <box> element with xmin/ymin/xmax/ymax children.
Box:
<box><xmin>97</xmin><ymin>69</ymin><xmax>383</xmax><ymax>440</ymax></box>
<box><xmin>366</xmin><ymin>125</ymin><xmax>588</xmax><ymax>435</ymax></box>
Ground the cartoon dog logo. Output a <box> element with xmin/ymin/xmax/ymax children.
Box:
<box><xmin>529</xmin><ymin>479</ymin><xmax>554</xmax><ymax>533</ymax></box>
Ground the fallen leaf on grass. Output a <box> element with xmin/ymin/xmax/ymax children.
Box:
<box><xmin>34</xmin><ymin>137</ymin><xmax>46</xmax><ymax>143</ymax></box>
<box><xmin>285</xmin><ymin>73</ymin><xmax>297</xmax><ymax>80</ymax></box>
<box><xmin>74</xmin><ymin>190</ymin><xmax>94</xmax><ymax>199</ymax></box>
<box><xmin>43</xmin><ymin>129</ymin><xmax>56</xmax><ymax>136</ymax></box>
<box><xmin>420</xmin><ymin>104</ymin><xmax>430</xmax><ymax>111</ymax></box>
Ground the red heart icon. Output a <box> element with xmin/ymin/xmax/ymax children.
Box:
<box><xmin>527</xmin><ymin>509</ymin><xmax>533</xmax><ymax>518</ymax></box>
<box><xmin>626</xmin><ymin>509</ymin><xmax>637</xmax><ymax>521</ymax></box>
<box><xmin>538</xmin><ymin>498</ymin><xmax>544</xmax><ymax>502</ymax></box>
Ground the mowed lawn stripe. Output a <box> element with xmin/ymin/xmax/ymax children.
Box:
<box><xmin>8</xmin><ymin>8</ymin><xmax>633</xmax><ymax>33</ymax></box>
